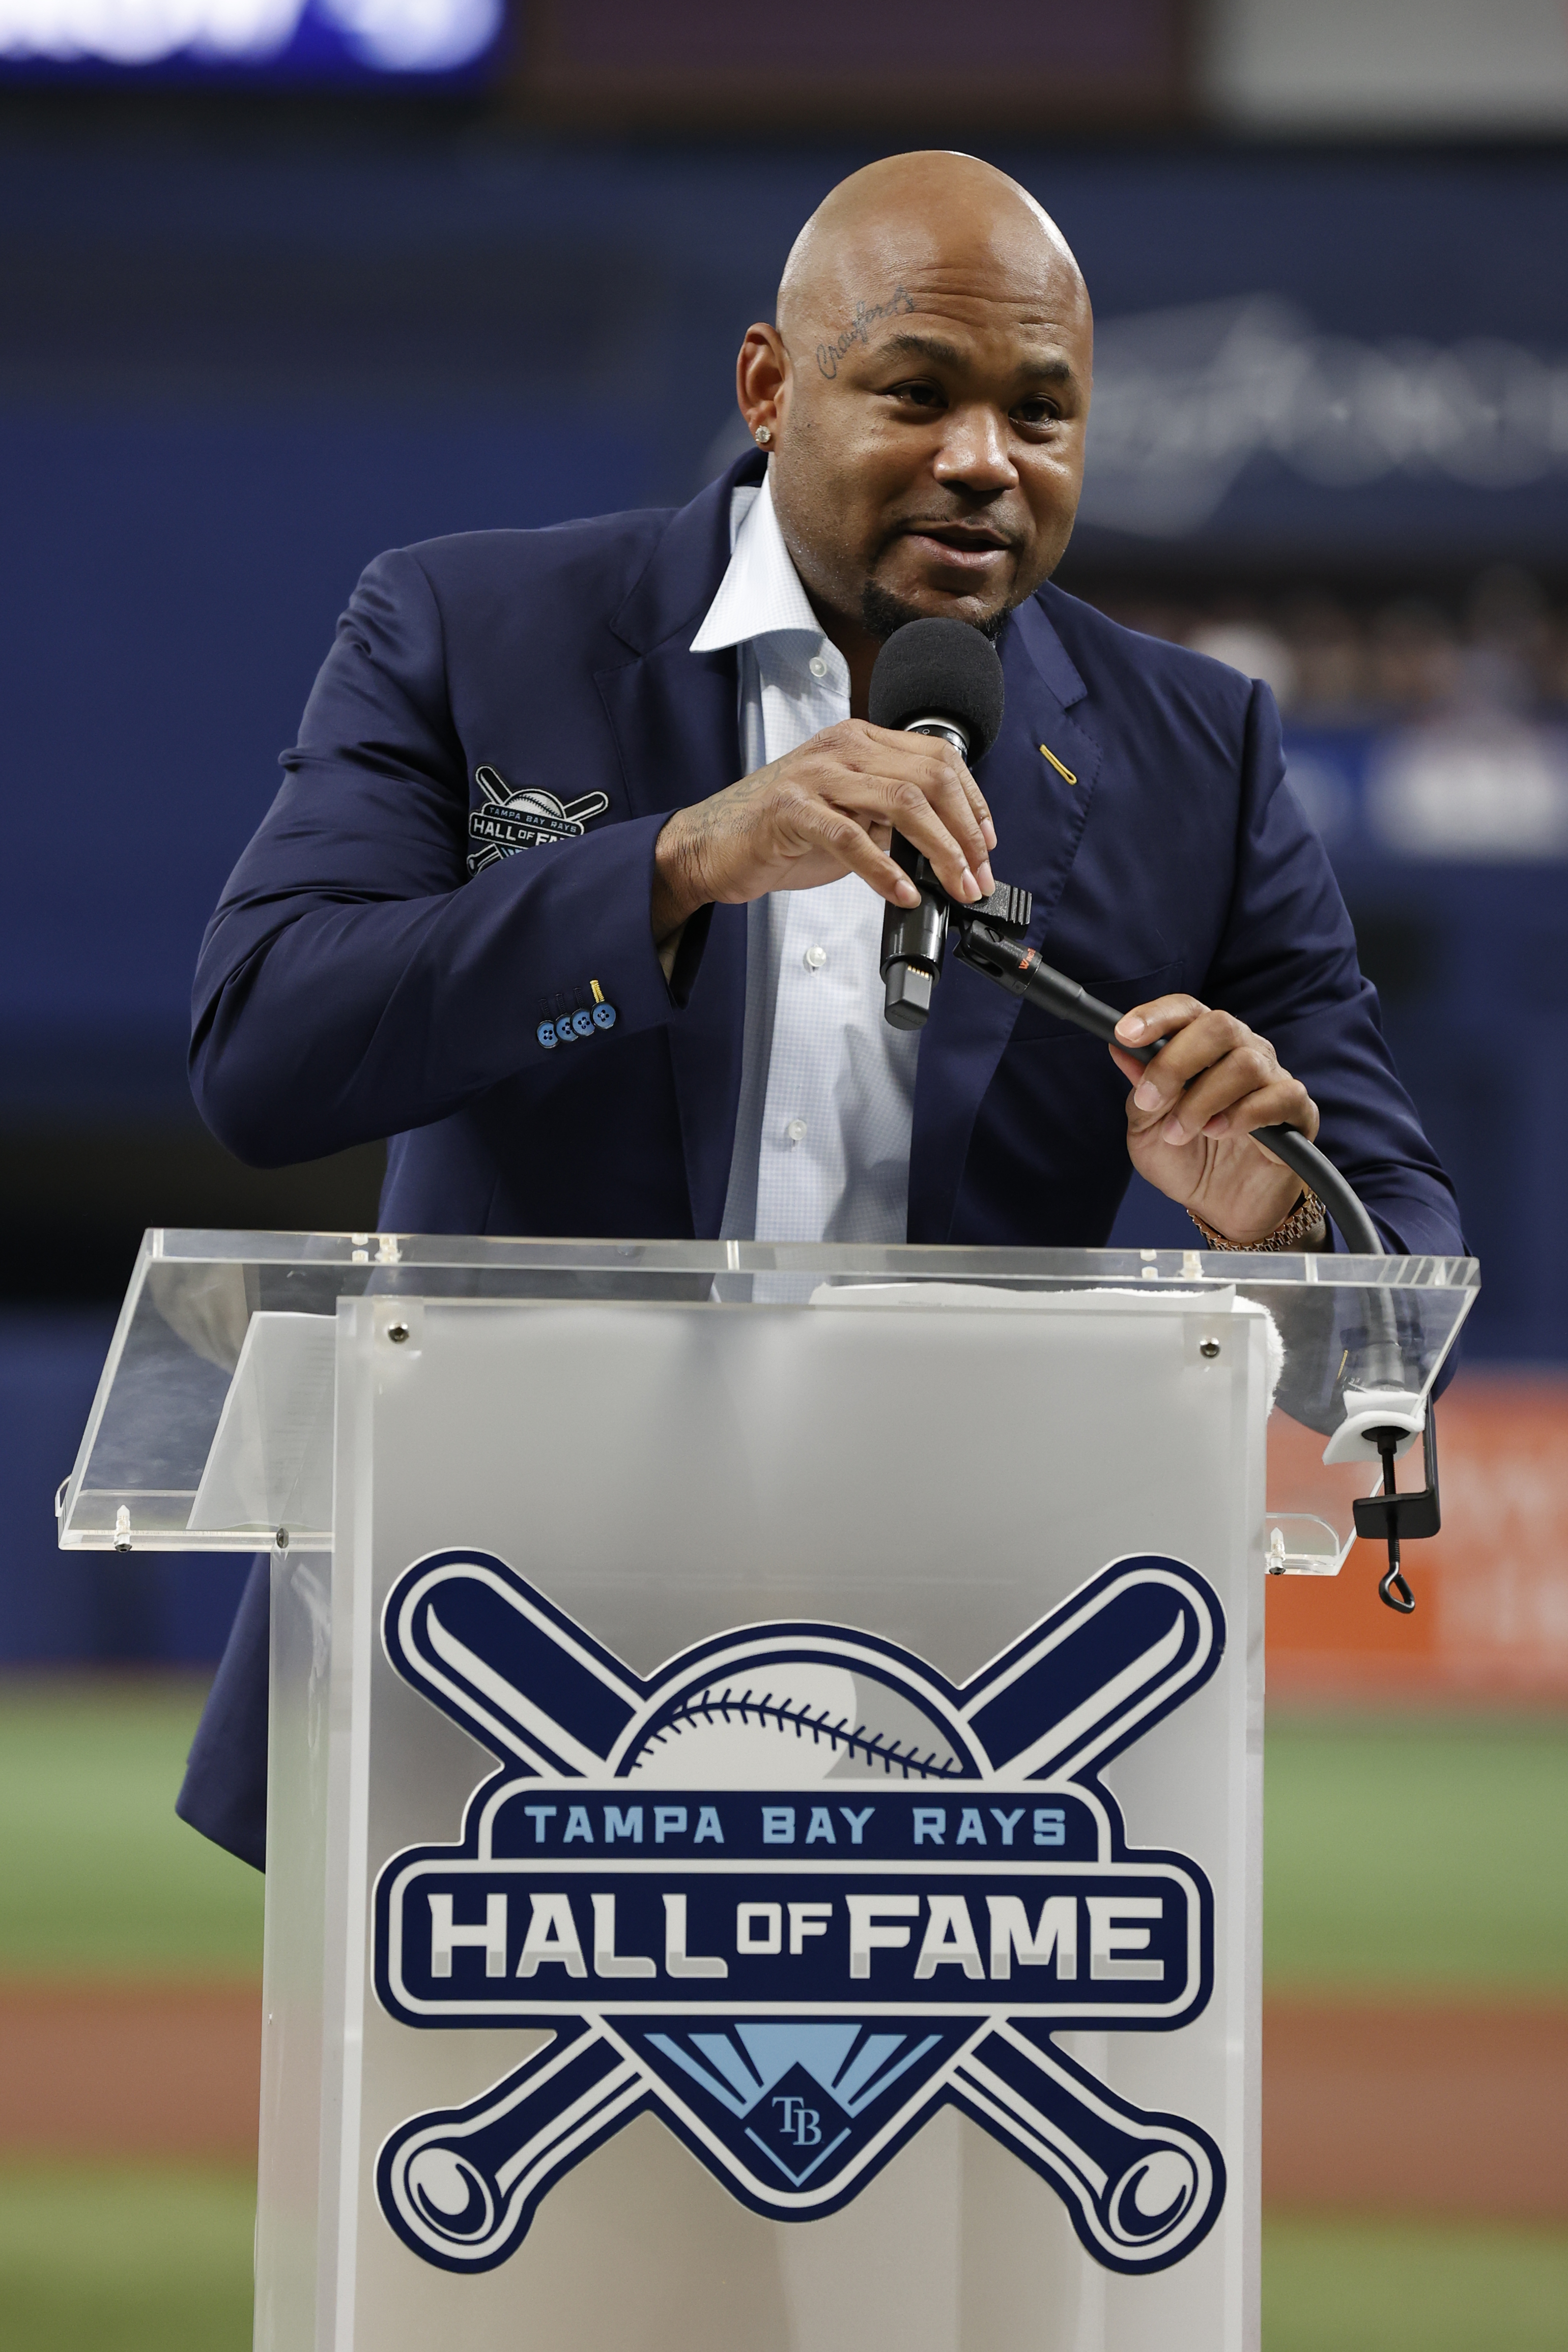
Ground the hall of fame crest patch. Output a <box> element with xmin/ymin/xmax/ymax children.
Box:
<box><xmin>466</xmin><ymin>763</ymin><xmax>610</xmax><ymax>875</ymax></box>
<box><xmin>372</xmin><ymin>1551</ymin><xmax>1228</xmax><ymax>2275</ymax></box>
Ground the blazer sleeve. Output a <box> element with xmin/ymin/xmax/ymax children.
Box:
<box><xmin>1203</xmin><ymin>682</ymin><xmax>1464</xmax><ymax>1260</ymax></box>
<box><xmin>190</xmin><ymin>547</ymin><xmax>703</xmax><ymax>1167</ymax></box>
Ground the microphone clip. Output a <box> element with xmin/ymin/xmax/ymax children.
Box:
<box><xmin>879</xmin><ymin>836</ymin><xmax>1032</xmax><ymax>1031</ymax></box>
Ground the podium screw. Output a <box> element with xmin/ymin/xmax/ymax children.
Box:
<box><xmin>388</xmin><ymin>1322</ymin><xmax>410</xmax><ymax>1344</ymax></box>
<box><xmin>1199</xmin><ymin>1337</ymin><xmax>1221</xmax><ymax>1360</ymax></box>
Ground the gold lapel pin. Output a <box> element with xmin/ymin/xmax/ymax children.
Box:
<box><xmin>1039</xmin><ymin>744</ymin><xmax>1077</xmax><ymax>786</ymax></box>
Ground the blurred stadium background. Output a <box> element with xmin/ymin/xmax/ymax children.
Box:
<box><xmin>2</xmin><ymin>0</ymin><xmax>1567</xmax><ymax>2344</ymax></box>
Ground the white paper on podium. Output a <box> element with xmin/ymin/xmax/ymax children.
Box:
<box><xmin>187</xmin><ymin>1310</ymin><xmax>336</xmax><ymax>1536</ymax></box>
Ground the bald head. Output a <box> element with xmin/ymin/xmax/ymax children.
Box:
<box><xmin>736</xmin><ymin>152</ymin><xmax>1093</xmax><ymax>698</ymax></box>
<box><xmin>777</xmin><ymin>151</ymin><xmax>1085</xmax><ymax>357</ymax></box>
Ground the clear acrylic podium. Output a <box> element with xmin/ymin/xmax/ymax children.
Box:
<box><xmin>59</xmin><ymin>1231</ymin><xmax>1476</xmax><ymax>2352</ymax></box>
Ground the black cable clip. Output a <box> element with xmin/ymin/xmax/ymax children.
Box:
<box><xmin>1352</xmin><ymin>1403</ymin><xmax>1440</xmax><ymax>1614</ymax></box>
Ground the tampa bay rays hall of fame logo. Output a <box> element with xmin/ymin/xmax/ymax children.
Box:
<box><xmin>466</xmin><ymin>764</ymin><xmax>610</xmax><ymax>875</ymax></box>
<box><xmin>372</xmin><ymin>1552</ymin><xmax>1228</xmax><ymax>2277</ymax></box>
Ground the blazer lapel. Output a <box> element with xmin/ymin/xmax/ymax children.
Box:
<box><xmin>593</xmin><ymin>455</ymin><xmax>765</xmax><ymax>1236</ymax></box>
<box><xmin>908</xmin><ymin>594</ymin><xmax>1105</xmax><ymax>1243</ymax></box>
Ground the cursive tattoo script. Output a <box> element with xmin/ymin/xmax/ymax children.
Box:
<box><xmin>815</xmin><ymin>286</ymin><xmax>917</xmax><ymax>378</ymax></box>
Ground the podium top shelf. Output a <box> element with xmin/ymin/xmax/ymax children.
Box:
<box><xmin>140</xmin><ymin>1227</ymin><xmax>1476</xmax><ymax>1289</ymax></box>
<box><xmin>56</xmin><ymin>1229</ymin><xmax>1477</xmax><ymax>1561</ymax></box>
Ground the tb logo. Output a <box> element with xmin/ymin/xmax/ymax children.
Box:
<box><xmin>772</xmin><ymin>2095</ymin><xmax>823</xmax><ymax>2149</ymax></box>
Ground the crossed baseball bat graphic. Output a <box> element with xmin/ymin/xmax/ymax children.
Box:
<box><xmin>374</xmin><ymin>1554</ymin><xmax>1228</xmax><ymax>2276</ymax></box>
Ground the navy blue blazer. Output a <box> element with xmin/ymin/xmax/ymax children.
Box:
<box><xmin>178</xmin><ymin>452</ymin><xmax>1462</xmax><ymax>1872</ymax></box>
<box><xmin>192</xmin><ymin>451</ymin><xmax>1459</xmax><ymax>1259</ymax></box>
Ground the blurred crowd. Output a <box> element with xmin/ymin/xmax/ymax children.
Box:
<box><xmin>1089</xmin><ymin>569</ymin><xmax>1568</xmax><ymax>722</ymax></box>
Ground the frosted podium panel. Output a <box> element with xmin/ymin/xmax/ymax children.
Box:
<box><xmin>308</xmin><ymin>1281</ymin><xmax>1262</xmax><ymax>2351</ymax></box>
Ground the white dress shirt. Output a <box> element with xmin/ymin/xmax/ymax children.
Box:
<box><xmin>689</xmin><ymin>471</ymin><xmax>919</xmax><ymax>1245</ymax></box>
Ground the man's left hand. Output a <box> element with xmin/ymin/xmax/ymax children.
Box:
<box><xmin>1109</xmin><ymin>996</ymin><xmax>1325</xmax><ymax>1246</ymax></box>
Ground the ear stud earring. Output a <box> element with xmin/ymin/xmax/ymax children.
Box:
<box><xmin>754</xmin><ymin>425</ymin><xmax>771</xmax><ymax>445</ymax></box>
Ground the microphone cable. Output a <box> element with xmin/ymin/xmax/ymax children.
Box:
<box><xmin>954</xmin><ymin>918</ymin><xmax>1383</xmax><ymax>1257</ymax></box>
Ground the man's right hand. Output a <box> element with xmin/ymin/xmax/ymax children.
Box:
<box><xmin>650</xmin><ymin>720</ymin><xmax>998</xmax><ymax>947</ymax></box>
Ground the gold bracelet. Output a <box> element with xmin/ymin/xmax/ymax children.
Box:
<box><xmin>1187</xmin><ymin>1189</ymin><xmax>1326</xmax><ymax>1253</ymax></box>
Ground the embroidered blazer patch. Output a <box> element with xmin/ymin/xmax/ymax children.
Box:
<box><xmin>467</xmin><ymin>765</ymin><xmax>610</xmax><ymax>875</ymax></box>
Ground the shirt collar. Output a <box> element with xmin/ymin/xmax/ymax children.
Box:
<box><xmin>689</xmin><ymin>467</ymin><xmax>824</xmax><ymax>654</ymax></box>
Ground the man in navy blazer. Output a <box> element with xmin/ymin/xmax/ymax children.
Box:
<box><xmin>180</xmin><ymin>152</ymin><xmax>1460</xmax><ymax>1867</ymax></box>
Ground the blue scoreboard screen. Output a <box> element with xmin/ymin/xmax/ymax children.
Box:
<box><xmin>0</xmin><ymin>0</ymin><xmax>506</xmax><ymax>78</ymax></box>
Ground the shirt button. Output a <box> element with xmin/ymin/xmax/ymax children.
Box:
<box><xmin>785</xmin><ymin>1117</ymin><xmax>807</xmax><ymax>1145</ymax></box>
<box><xmin>808</xmin><ymin>656</ymin><xmax>827</xmax><ymax>679</ymax></box>
<box><xmin>803</xmin><ymin>944</ymin><xmax>828</xmax><ymax>972</ymax></box>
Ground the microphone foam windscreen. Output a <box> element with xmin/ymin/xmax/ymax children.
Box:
<box><xmin>867</xmin><ymin>617</ymin><xmax>1006</xmax><ymax>760</ymax></box>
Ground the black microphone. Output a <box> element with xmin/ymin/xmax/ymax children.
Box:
<box><xmin>868</xmin><ymin>618</ymin><xmax>1007</xmax><ymax>1030</ymax></box>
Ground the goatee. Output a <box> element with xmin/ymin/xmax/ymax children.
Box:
<box><xmin>859</xmin><ymin>582</ymin><xmax>1010</xmax><ymax>645</ymax></box>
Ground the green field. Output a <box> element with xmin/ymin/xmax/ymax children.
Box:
<box><xmin>1264</xmin><ymin>1709</ymin><xmax>1568</xmax><ymax>1996</ymax></box>
<box><xmin>0</xmin><ymin>1678</ymin><xmax>262</xmax><ymax>1979</ymax></box>
<box><xmin>0</xmin><ymin>2163</ymin><xmax>257</xmax><ymax>2352</ymax></box>
<box><xmin>1262</xmin><ymin>2216</ymin><xmax>1568</xmax><ymax>2352</ymax></box>
<box><xmin>0</xmin><ymin>1680</ymin><xmax>1564</xmax><ymax>2349</ymax></box>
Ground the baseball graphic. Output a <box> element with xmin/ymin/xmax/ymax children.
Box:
<box><xmin>618</xmin><ymin>1656</ymin><xmax>969</xmax><ymax>1785</ymax></box>
<box><xmin>495</xmin><ymin>787</ymin><xmax>584</xmax><ymax>832</ymax></box>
